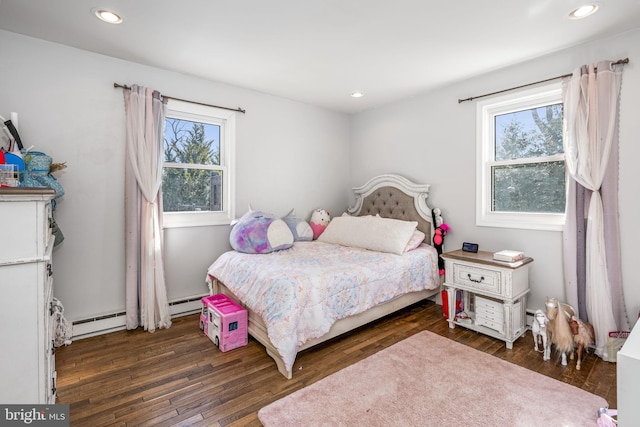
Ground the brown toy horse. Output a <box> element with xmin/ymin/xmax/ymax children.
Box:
<box><xmin>569</xmin><ymin>316</ymin><xmax>595</xmax><ymax>370</ymax></box>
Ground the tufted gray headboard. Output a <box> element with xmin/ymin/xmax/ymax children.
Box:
<box><xmin>346</xmin><ymin>174</ymin><xmax>439</xmax><ymax>242</ymax></box>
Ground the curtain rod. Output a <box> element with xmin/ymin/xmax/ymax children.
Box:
<box><xmin>113</xmin><ymin>83</ymin><xmax>246</xmax><ymax>114</ymax></box>
<box><xmin>457</xmin><ymin>57</ymin><xmax>629</xmax><ymax>104</ymax></box>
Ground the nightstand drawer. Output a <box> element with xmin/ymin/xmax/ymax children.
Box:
<box><xmin>476</xmin><ymin>296</ymin><xmax>504</xmax><ymax>325</ymax></box>
<box><xmin>476</xmin><ymin>317</ymin><xmax>505</xmax><ymax>334</ymax></box>
<box><xmin>476</xmin><ymin>306</ymin><xmax>503</xmax><ymax>322</ymax></box>
<box><xmin>452</xmin><ymin>263</ymin><xmax>501</xmax><ymax>295</ymax></box>
<box><xmin>476</xmin><ymin>309</ymin><xmax>504</xmax><ymax>322</ymax></box>
<box><xmin>475</xmin><ymin>295</ymin><xmax>502</xmax><ymax>312</ymax></box>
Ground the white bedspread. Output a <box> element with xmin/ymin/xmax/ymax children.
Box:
<box><xmin>206</xmin><ymin>241</ymin><xmax>439</xmax><ymax>373</ymax></box>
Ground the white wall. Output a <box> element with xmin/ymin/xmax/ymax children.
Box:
<box><xmin>0</xmin><ymin>30</ymin><xmax>351</xmax><ymax>322</ymax></box>
<box><xmin>3</xmin><ymin>27</ymin><xmax>638</xmax><ymax>329</ymax></box>
<box><xmin>350</xmin><ymin>29</ymin><xmax>640</xmax><ymax>327</ymax></box>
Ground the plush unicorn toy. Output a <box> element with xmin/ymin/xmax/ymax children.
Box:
<box><xmin>229</xmin><ymin>208</ymin><xmax>294</xmax><ymax>254</ymax></box>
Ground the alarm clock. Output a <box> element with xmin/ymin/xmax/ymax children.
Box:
<box><xmin>462</xmin><ymin>242</ymin><xmax>479</xmax><ymax>253</ymax></box>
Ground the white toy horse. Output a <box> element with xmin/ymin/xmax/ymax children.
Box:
<box><xmin>545</xmin><ymin>297</ymin><xmax>575</xmax><ymax>366</ymax></box>
<box><xmin>532</xmin><ymin>309</ymin><xmax>550</xmax><ymax>361</ymax></box>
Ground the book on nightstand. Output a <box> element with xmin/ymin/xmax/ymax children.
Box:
<box><xmin>493</xmin><ymin>250</ymin><xmax>525</xmax><ymax>262</ymax></box>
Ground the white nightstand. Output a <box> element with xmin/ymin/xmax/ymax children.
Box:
<box><xmin>441</xmin><ymin>249</ymin><xmax>533</xmax><ymax>349</ymax></box>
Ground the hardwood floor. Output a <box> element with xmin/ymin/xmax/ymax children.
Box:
<box><xmin>55</xmin><ymin>300</ymin><xmax>617</xmax><ymax>426</ymax></box>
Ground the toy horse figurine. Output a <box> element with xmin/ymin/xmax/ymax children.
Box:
<box><xmin>532</xmin><ymin>309</ymin><xmax>550</xmax><ymax>361</ymax></box>
<box><xmin>570</xmin><ymin>316</ymin><xmax>595</xmax><ymax>370</ymax></box>
<box><xmin>545</xmin><ymin>297</ymin><xmax>575</xmax><ymax>366</ymax></box>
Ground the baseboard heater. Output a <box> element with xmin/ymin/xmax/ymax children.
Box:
<box><xmin>71</xmin><ymin>295</ymin><xmax>206</xmax><ymax>340</ymax></box>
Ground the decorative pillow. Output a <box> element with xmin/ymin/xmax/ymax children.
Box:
<box><xmin>370</xmin><ymin>213</ymin><xmax>423</xmax><ymax>252</ymax></box>
<box><xmin>318</xmin><ymin>215</ymin><xmax>418</xmax><ymax>255</ymax></box>
<box><xmin>404</xmin><ymin>230</ymin><xmax>426</xmax><ymax>252</ymax></box>
<box><xmin>282</xmin><ymin>209</ymin><xmax>313</xmax><ymax>241</ymax></box>
<box><xmin>229</xmin><ymin>210</ymin><xmax>294</xmax><ymax>254</ymax></box>
<box><xmin>310</xmin><ymin>208</ymin><xmax>331</xmax><ymax>240</ymax></box>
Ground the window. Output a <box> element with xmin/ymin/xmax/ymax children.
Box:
<box><xmin>476</xmin><ymin>83</ymin><xmax>565</xmax><ymax>231</ymax></box>
<box><xmin>162</xmin><ymin>99</ymin><xmax>236</xmax><ymax>228</ymax></box>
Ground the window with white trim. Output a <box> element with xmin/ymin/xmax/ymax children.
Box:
<box><xmin>476</xmin><ymin>83</ymin><xmax>565</xmax><ymax>231</ymax></box>
<box><xmin>162</xmin><ymin>99</ymin><xmax>235</xmax><ymax>228</ymax></box>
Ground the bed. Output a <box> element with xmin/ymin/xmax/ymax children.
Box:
<box><xmin>206</xmin><ymin>174</ymin><xmax>443</xmax><ymax>379</ymax></box>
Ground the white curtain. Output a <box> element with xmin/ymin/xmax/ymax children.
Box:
<box><xmin>123</xmin><ymin>85</ymin><xmax>172</xmax><ymax>332</ymax></box>
<box><xmin>562</xmin><ymin>61</ymin><xmax>625</xmax><ymax>360</ymax></box>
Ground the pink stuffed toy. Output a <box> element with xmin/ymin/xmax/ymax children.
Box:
<box><xmin>310</xmin><ymin>208</ymin><xmax>331</xmax><ymax>240</ymax></box>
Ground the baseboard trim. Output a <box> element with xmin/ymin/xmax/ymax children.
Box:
<box><xmin>71</xmin><ymin>295</ymin><xmax>206</xmax><ymax>340</ymax></box>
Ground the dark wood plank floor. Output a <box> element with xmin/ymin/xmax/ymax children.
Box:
<box><xmin>55</xmin><ymin>300</ymin><xmax>616</xmax><ymax>426</ymax></box>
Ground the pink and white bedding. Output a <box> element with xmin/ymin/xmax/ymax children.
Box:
<box><xmin>206</xmin><ymin>240</ymin><xmax>440</xmax><ymax>373</ymax></box>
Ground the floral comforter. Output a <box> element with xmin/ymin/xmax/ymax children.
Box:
<box><xmin>206</xmin><ymin>241</ymin><xmax>439</xmax><ymax>373</ymax></box>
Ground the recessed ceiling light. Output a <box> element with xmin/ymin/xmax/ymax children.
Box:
<box><xmin>350</xmin><ymin>92</ymin><xmax>364</xmax><ymax>98</ymax></box>
<box><xmin>568</xmin><ymin>4</ymin><xmax>599</xmax><ymax>19</ymax></box>
<box><xmin>93</xmin><ymin>8</ymin><xmax>123</xmax><ymax>24</ymax></box>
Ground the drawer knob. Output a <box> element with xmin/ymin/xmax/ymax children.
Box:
<box><xmin>467</xmin><ymin>274</ymin><xmax>485</xmax><ymax>283</ymax></box>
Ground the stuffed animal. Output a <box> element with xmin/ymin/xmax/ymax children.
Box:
<box><xmin>282</xmin><ymin>209</ymin><xmax>313</xmax><ymax>241</ymax></box>
<box><xmin>432</xmin><ymin>207</ymin><xmax>444</xmax><ymax>228</ymax></box>
<box><xmin>310</xmin><ymin>208</ymin><xmax>331</xmax><ymax>240</ymax></box>
<box><xmin>432</xmin><ymin>208</ymin><xmax>450</xmax><ymax>275</ymax></box>
<box><xmin>230</xmin><ymin>209</ymin><xmax>294</xmax><ymax>254</ymax></box>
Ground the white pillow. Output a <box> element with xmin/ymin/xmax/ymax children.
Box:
<box><xmin>404</xmin><ymin>230</ymin><xmax>426</xmax><ymax>252</ymax></box>
<box><xmin>318</xmin><ymin>215</ymin><xmax>418</xmax><ymax>255</ymax></box>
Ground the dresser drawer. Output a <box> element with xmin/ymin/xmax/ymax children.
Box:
<box><xmin>452</xmin><ymin>263</ymin><xmax>501</xmax><ymax>295</ymax></box>
<box><xmin>0</xmin><ymin>197</ymin><xmax>53</xmax><ymax>263</ymax></box>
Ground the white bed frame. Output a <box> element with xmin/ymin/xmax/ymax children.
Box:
<box><xmin>211</xmin><ymin>174</ymin><xmax>442</xmax><ymax>379</ymax></box>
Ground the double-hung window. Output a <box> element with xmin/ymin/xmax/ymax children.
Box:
<box><xmin>476</xmin><ymin>83</ymin><xmax>565</xmax><ymax>231</ymax></box>
<box><xmin>162</xmin><ymin>99</ymin><xmax>236</xmax><ymax>228</ymax></box>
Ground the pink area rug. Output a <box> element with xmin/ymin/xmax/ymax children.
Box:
<box><xmin>258</xmin><ymin>331</ymin><xmax>607</xmax><ymax>427</ymax></box>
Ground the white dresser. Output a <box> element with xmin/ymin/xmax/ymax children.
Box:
<box><xmin>0</xmin><ymin>188</ymin><xmax>57</xmax><ymax>404</ymax></box>
<box><xmin>441</xmin><ymin>249</ymin><xmax>532</xmax><ymax>349</ymax></box>
<box><xmin>617</xmin><ymin>321</ymin><xmax>640</xmax><ymax>426</ymax></box>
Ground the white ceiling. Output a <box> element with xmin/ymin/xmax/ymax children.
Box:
<box><xmin>1</xmin><ymin>0</ymin><xmax>639</xmax><ymax>114</ymax></box>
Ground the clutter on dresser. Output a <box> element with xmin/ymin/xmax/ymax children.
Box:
<box><xmin>1</xmin><ymin>112</ymin><xmax>66</xmax><ymax>245</ymax></box>
<box><xmin>1</xmin><ymin>112</ymin><xmax>25</xmax><ymax>188</ymax></box>
<box><xmin>1</xmin><ymin>112</ymin><xmax>66</xmax><ymax>193</ymax></box>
